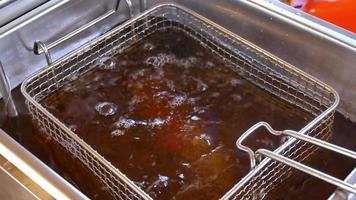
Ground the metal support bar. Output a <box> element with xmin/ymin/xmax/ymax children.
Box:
<box><xmin>0</xmin><ymin>61</ymin><xmax>17</xmax><ymax>117</ymax></box>
<box><xmin>236</xmin><ymin>122</ymin><xmax>282</xmax><ymax>168</ymax></box>
<box><xmin>33</xmin><ymin>0</ymin><xmax>132</xmax><ymax>56</ymax></box>
<box><xmin>139</xmin><ymin>0</ymin><xmax>147</xmax><ymax>12</ymax></box>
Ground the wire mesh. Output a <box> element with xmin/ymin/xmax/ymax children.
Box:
<box><xmin>21</xmin><ymin>5</ymin><xmax>338</xmax><ymax>200</ymax></box>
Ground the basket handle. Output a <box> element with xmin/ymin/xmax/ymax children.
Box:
<box><xmin>236</xmin><ymin>121</ymin><xmax>356</xmax><ymax>194</ymax></box>
<box><xmin>33</xmin><ymin>0</ymin><xmax>134</xmax><ymax>66</ymax></box>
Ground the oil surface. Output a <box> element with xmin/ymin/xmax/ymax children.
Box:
<box><xmin>38</xmin><ymin>29</ymin><xmax>312</xmax><ymax>199</ymax></box>
<box><xmin>1</xmin><ymin>28</ymin><xmax>355</xmax><ymax>200</ymax></box>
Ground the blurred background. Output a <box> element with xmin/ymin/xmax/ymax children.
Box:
<box><xmin>282</xmin><ymin>0</ymin><xmax>356</xmax><ymax>33</ymax></box>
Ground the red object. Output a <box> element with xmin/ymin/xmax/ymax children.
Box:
<box><xmin>303</xmin><ymin>0</ymin><xmax>356</xmax><ymax>33</ymax></box>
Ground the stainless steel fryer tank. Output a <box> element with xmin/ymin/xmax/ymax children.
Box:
<box><xmin>21</xmin><ymin>3</ymin><xmax>345</xmax><ymax>200</ymax></box>
<box><xmin>0</xmin><ymin>0</ymin><xmax>355</xmax><ymax>199</ymax></box>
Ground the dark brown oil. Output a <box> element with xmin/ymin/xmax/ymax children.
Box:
<box><xmin>0</xmin><ymin>28</ymin><xmax>354</xmax><ymax>200</ymax></box>
<box><xmin>38</xmin><ymin>29</ymin><xmax>311</xmax><ymax>200</ymax></box>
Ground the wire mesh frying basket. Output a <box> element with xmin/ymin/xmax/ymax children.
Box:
<box><xmin>22</xmin><ymin>4</ymin><xmax>342</xmax><ymax>200</ymax></box>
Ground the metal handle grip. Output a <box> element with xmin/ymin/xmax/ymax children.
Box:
<box><xmin>236</xmin><ymin>121</ymin><xmax>356</xmax><ymax>194</ymax></box>
<box><xmin>33</xmin><ymin>0</ymin><xmax>133</xmax><ymax>65</ymax></box>
<box><xmin>256</xmin><ymin>149</ymin><xmax>356</xmax><ymax>194</ymax></box>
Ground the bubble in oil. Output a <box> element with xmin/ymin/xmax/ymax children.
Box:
<box><xmin>146</xmin><ymin>174</ymin><xmax>170</xmax><ymax>193</ymax></box>
<box><xmin>111</xmin><ymin>129</ymin><xmax>125</xmax><ymax>137</ymax></box>
<box><xmin>145</xmin><ymin>53</ymin><xmax>176</xmax><ymax>68</ymax></box>
<box><xmin>95</xmin><ymin>102</ymin><xmax>118</xmax><ymax>116</ymax></box>
<box><xmin>187</xmin><ymin>57</ymin><xmax>198</xmax><ymax>64</ymax></box>
<box><xmin>211</xmin><ymin>92</ymin><xmax>220</xmax><ymax>98</ymax></box>
<box><xmin>115</xmin><ymin>117</ymin><xmax>136</xmax><ymax>129</ymax></box>
<box><xmin>166</xmin><ymin>80</ymin><xmax>176</xmax><ymax>91</ymax></box>
<box><xmin>205</xmin><ymin>61</ymin><xmax>216</xmax><ymax>69</ymax></box>
<box><xmin>187</xmin><ymin>97</ymin><xmax>198</xmax><ymax>105</ymax></box>
<box><xmin>135</xmin><ymin>180</ymin><xmax>149</xmax><ymax>188</ymax></box>
<box><xmin>169</xmin><ymin>95</ymin><xmax>187</xmax><ymax>108</ymax></box>
<box><xmin>95</xmin><ymin>57</ymin><xmax>118</xmax><ymax>70</ymax></box>
<box><xmin>142</xmin><ymin>42</ymin><xmax>155</xmax><ymax>51</ymax></box>
<box><xmin>150</xmin><ymin>118</ymin><xmax>165</xmax><ymax>128</ymax></box>
<box><xmin>62</xmin><ymin>84</ymin><xmax>75</xmax><ymax>92</ymax></box>
<box><xmin>193</xmin><ymin>78</ymin><xmax>208</xmax><ymax>92</ymax></box>
<box><xmin>177</xmin><ymin>56</ymin><xmax>198</xmax><ymax>68</ymax></box>
<box><xmin>230</xmin><ymin>78</ymin><xmax>243</xmax><ymax>86</ymax></box>
<box><xmin>231</xmin><ymin>94</ymin><xmax>242</xmax><ymax>102</ymax></box>
<box><xmin>68</xmin><ymin>124</ymin><xmax>78</xmax><ymax>132</ymax></box>
<box><xmin>190</xmin><ymin>115</ymin><xmax>200</xmax><ymax>121</ymax></box>
<box><xmin>129</xmin><ymin>69</ymin><xmax>148</xmax><ymax>80</ymax></box>
<box><xmin>178</xmin><ymin>173</ymin><xmax>185</xmax><ymax>180</ymax></box>
<box><xmin>69</xmin><ymin>73</ymin><xmax>79</xmax><ymax>81</ymax></box>
<box><xmin>182</xmin><ymin>162</ymin><xmax>191</xmax><ymax>168</ymax></box>
<box><xmin>194</xmin><ymin>133</ymin><xmax>212</xmax><ymax>146</ymax></box>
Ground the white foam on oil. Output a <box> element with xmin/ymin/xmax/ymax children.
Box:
<box><xmin>146</xmin><ymin>174</ymin><xmax>170</xmax><ymax>193</ymax></box>
<box><xmin>115</xmin><ymin>117</ymin><xmax>136</xmax><ymax>129</ymax></box>
<box><xmin>129</xmin><ymin>69</ymin><xmax>148</xmax><ymax>80</ymax></box>
<box><xmin>145</xmin><ymin>53</ymin><xmax>176</xmax><ymax>68</ymax></box>
<box><xmin>230</xmin><ymin>78</ymin><xmax>243</xmax><ymax>86</ymax></box>
<box><xmin>169</xmin><ymin>95</ymin><xmax>187</xmax><ymax>108</ymax></box>
<box><xmin>205</xmin><ymin>61</ymin><xmax>216</xmax><ymax>69</ymax></box>
<box><xmin>95</xmin><ymin>57</ymin><xmax>118</xmax><ymax>70</ymax></box>
<box><xmin>111</xmin><ymin>129</ymin><xmax>125</xmax><ymax>137</ymax></box>
<box><xmin>145</xmin><ymin>53</ymin><xmax>200</xmax><ymax>70</ymax></box>
<box><xmin>190</xmin><ymin>115</ymin><xmax>200</xmax><ymax>121</ymax></box>
<box><xmin>150</xmin><ymin>118</ymin><xmax>165</xmax><ymax>127</ymax></box>
<box><xmin>114</xmin><ymin>117</ymin><xmax>169</xmax><ymax>129</ymax></box>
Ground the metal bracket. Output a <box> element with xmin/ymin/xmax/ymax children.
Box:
<box><xmin>33</xmin><ymin>40</ymin><xmax>52</xmax><ymax>66</ymax></box>
<box><xmin>236</xmin><ymin>122</ymin><xmax>282</xmax><ymax>168</ymax></box>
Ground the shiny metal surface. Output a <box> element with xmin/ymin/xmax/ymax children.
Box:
<box><xmin>329</xmin><ymin>168</ymin><xmax>356</xmax><ymax>200</ymax></box>
<box><xmin>256</xmin><ymin>149</ymin><xmax>356</xmax><ymax>194</ymax></box>
<box><xmin>0</xmin><ymin>166</ymin><xmax>39</xmax><ymax>200</ymax></box>
<box><xmin>0</xmin><ymin>129</ymin><xmax>89</xmax><ymax>200</ymax></box>
<box><xmin>237</xmin><ymin>121</ymin><xmax>356</xmax><ymax>168</ymax></box>
<box><xmin>0</xmin><ymin>0</ymin><xmax>47</xmax><ymax>27</ymax></box>
<box><xmin>0</xmin><ymin>0</ymin><xmax>128</xmax><ymax>92</ymax></box>
<box><xmin>236</xmin><ymin>120</ymin><xmax>356</xmax><ymax>195</ymax></box>
<box><xmin>0</xmin><ymin>0</ymin><xmax>16</xmax><ymax>9</ymax></box>
<box><xmin>32</xmin><ymin>0</ymin><xmax>130</xmax><ymax>56</ymax></box>
<box><xmin>0</xmin><ymin>62</ymin><xmax>17</xmax><ymax>117</ymax></box>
